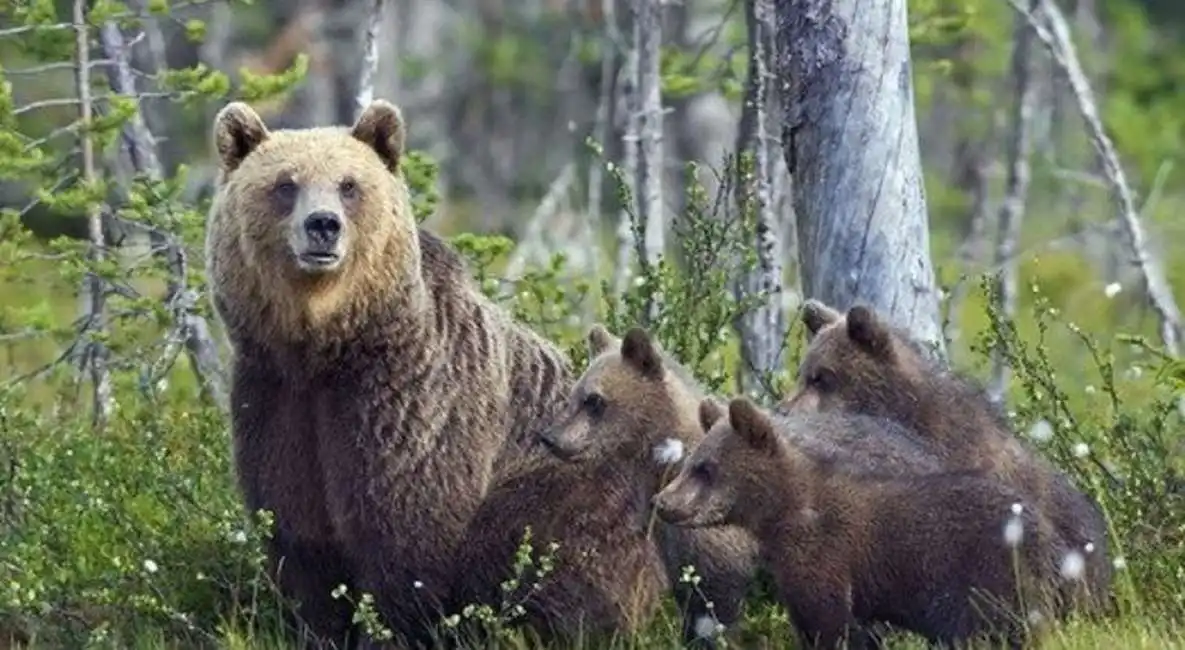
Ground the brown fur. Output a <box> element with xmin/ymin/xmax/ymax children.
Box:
<box><xmin>779</xmin><ymin>300</ymin><xmax>1112</xmax><ymax>612</ymax></box>
<box><xmin>449</xmin><ymin>451</ymin><xmax>668</xmax><ymax>644</ymax></box>
<box><xmin>538</xmin><ymin>326</ymin><xmax>952</xmax><ymax>647</ymax></box>
<box><xmin>656</xmin><ymin>397</ymin><xmax>1068</xmax><ymax>649</ymax></box>
<box><xmin>205</xmin><ymin>101</ymin><xmax>572</xmax><ymax>648</ymax></box>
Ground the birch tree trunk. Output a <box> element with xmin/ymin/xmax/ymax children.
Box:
<box><xmin>733</xmin><ymin>0</ymin><xmax>786</xmax><ymax>398</ymax></box>
<box><xmin>776</xmin><ymin>0</ymin><xmax>945</xmax><ymax>355</ymax></box>
<box><xmin>634</xmin><ymin>0</ymin><xmax>664</xmax><ymax>269</ymax></box>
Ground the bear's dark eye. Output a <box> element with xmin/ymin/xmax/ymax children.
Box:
<box><xmin>272</xmin><ymin>179</ymin><xmax>299</xmax><ymax>202</ymax></box>
<box><xmin>807</xmin><ymin>368</ymin><xmax>836</xmax><ymax>392</ymax></box>
<box><xmin>339</xmin><ymin>177</ymin><xmax>359</xmax><ymax>199</ymax></box>
<box><xmin>691</xmin><ymin>460</ymin><xmax>714</xmax><ymax>482</ymax></box>
<box><xmin>582</xmin><ymin>393</ymin><xmax>606</xmax><ymax>418</ymax></box>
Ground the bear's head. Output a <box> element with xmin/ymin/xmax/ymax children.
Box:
<box><xmin>538</xmin><ymin>325</ymin><xmax>706</xmax><ymax>472</ymax></box>
<box><xmin>652</xmin><ymin>396</ymin><xmax>788</xmax><ymax>529</ymax></box>
<box><xmin>778</xmin><ymin>300</ymin><xmax>930</xmax><ymax>421</ymax></box>
<box><xmin>207</xmin><ymin>100</ymin><xmax>418</xmax><ymax>341</ymax></box>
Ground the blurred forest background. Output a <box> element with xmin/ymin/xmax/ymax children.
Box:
<box><xmin>1</xmin><ymin>0</ymin><xmax>1185</xmax><ymax>647</ymax></box>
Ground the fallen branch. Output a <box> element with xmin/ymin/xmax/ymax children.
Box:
<box><xmin>1006</xmin><ymin>0</ymin><xmax>1184</xmax><ymax>356</ymax></box>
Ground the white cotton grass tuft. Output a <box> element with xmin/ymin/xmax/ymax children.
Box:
<box><xmin>1010</xmin><ymin>502</ymin><xmax>1024</xmax><ymax>516</ymax></box>
<box><xmin>693</xmin><ymin>615</ymin><xmax>725</xmax><ymax>639</ymax></box>
<box><xmin>1060</xmin><ymin>550</ymin><xmax>1086</xmax><ymax>581</ymax></box>
<box><xmin>1027</xmin><ymin>419</ymin><xmax>1053</xmax><ymax>443</ymax></box>
<box><xmin>1003</xmin><ymin>516</ymin><xmax>1025</xmax><ymax>548</ymax></box>
<box><xmin>1072</xmin><ymin>442</ymin><xmax>1090</xmax><ymax>459</ymax></box>
<box><xmin>652</xmin><ymin>438</ymin><xmax>685</xmax><ymax>465</ymax></box>
<box><xmin>1104</xmin><ymin>282</ymin><xmax>1122</xmax><ymax>299</ymax></box>
<box><xmin>1113</xmin><ymin>556</ymin><xmax>1127</xmax><ymax>570</ymax></box>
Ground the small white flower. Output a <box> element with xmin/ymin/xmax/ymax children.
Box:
<box><xmin>652</xmin><ymin>438</ymin><xmax>685</xmax><ymax>465</ymax></box>
<box><xmin>693</xmin><ymin>615</ymin><xmax>722</xmax><ymax>639</ymax></box>
<box><xmin>1125</xmin><ymin>366</ymin><xmax>1143</xmax><ymax>380</ymax></box>
<box><xmin>1027</xmin><ymin>609</ymin><xmax>1045</xmax><ymax>626</ymax></box>
<box><xmin>143</xmin><ymin>559</ymin><xmax>159</xmax><ymax>574</ymax></box>
<box><xmin>1113</xmin><ymin>556</ymin><xmax>1127</xmax><ymax>570</ymax></box>
<box><xmin>413</xmin><ymin>580</ymin><xmax>424</xmax><ymax>589</ymax></box>
<box><xmin>1010</xmin><ymin>502</ymin><xmax>1024</xmax><ymax>516</ymax></box>
<box><xmin>1003</xmin><ymin>517</ymin><xmax>1025</xmax><ymax>548</ymax></box>
<box><xmin>1084</xmin><ymin>542</ymin><xmax>1095</xmax><ymax>554</ymax></box>
<box><xmin>1072</xmin><ymin>443</ymin><xmax>1090</xmax><ymax>459</ymax></box>
<box><xmin>1028</xmin><ymin>419</ymin><xmax>1053</xmax><ymax>443</ymax></box>
<box><xmin>1103</xmin><ymin>282</ymin><xmax>1122</xmax><ymax>298</ymax></box>
<box><xmin>1059</xmin><ymin>550</ymin><xmax>1085</xmax><ymax>581</ymax></box>
<box><xmin>1084</xmin><ymin>385</ymin><xmax>1096</xmax><ymax>395</ymax></box>
<box><xmin>229</xmin><ymin>530</ymin><xmax>247</xmax><ymax>544</ymax></box>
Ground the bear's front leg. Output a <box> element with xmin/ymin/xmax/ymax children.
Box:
<box><xmin>270</xmin><ymin>531</ymin><xmax>359</xmax><ymax>649</ymax></box>
<box><xmin>783</xmin><ymin>580</ymin><xmax>867</xmax><ymax>650</ymax></box>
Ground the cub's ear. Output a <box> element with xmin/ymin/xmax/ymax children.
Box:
<box><xmin>845</xmin><ymin>305</ymin><xmax>892</xmax><ymax>358</ymax></box>
<box><xmin>728</xmin><ymin>397</ymin><xmax>777</xmax><ymax>454</ymax></box>
<box><xmin>587</xmin><ymin>324</ymin><xmax>620</xmax><ymax>358</ymax></box>
<box><xmin>351</xmin><ymin>100</ymin><xmax>406</xmax><ymax>173</ymax></box>
<box><xmin>213</xmin><ymin>102</ymin><xmax>269</xmax><ymax>174</ymax></box>
<box><xmin>698</xmin><ymin>397</ymin><xmax>726</xmax><ymax>433</ymax></box>
<box><xmin>801</xmin><ymin>299</ymin><xmax>842</xmax><ymax>339</ymax></box>
<box><xmin>621</xmin><ymin>327</ymin><xmax>663</xmax><ymax>379</ymax></box>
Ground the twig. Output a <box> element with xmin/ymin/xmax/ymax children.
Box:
<box><xmin>354</xmin><ymin>0</ymin><xmax>385</xmax><ymax>120</ymax></box>
<box><xmin>13</xmin><ymin>91</ymin><xmax>182</xmax><ymax>116</ymax></box>
<box><xmin>1006</xmin><ymin>0</ymin><xmax>1184</xmax><ymax>356</ymax></box>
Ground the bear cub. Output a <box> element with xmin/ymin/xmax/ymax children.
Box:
<box><xmin>538</xmin><ymin>325</ymin><xmax>759</xmax><ymax>648</ymax></box>
<box><xmin>655</xmin><ymin>396</ymin><xmax>1066</xmax><ymax>650</ymax></box>
<box><xmin>780</xmin><ymin>300</ymin><xmax>1111</xmax><ymax>612</ymax></box>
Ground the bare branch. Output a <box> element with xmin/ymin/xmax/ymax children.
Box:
<box><xmin>355</xmin><ymin>0</ymin><xmax>386</xmax><ymax>120</ymax></box>
<box><xmin>989</xmin><ymin>0</ymin><xmax>1041</xmax><ymax>403</ymax></box>
<box><xmin>1006</xmin><ymin>0</ymin><xmax>1184</xmax><ymax>356</ymax></box>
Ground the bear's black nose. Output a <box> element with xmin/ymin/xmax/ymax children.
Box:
<box><xmin>304</xmin><ymin>211</ymin><xmax>342</xmax><ymax>247</ymax></box>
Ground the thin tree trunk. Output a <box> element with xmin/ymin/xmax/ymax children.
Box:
<box><xmin>733</xmin><ymin>0</ymin><xmax>785</xmax><ymax>398</ymax></box>
<box><xmin>612</xmin><ymin>44</ymin><xmax>640</xmax><ymax>296</ymax></box>
<box><xmin>73</xmin><ymin>0</ymin><xmax>113</xmax><ymax>428</ymax></box>
<box><xmin>354</xmin><ymin>0</ymin><xmax>385</xmax><ymax>121</ymax></box>
<box><xmin>587</xmin><ymin>0</ymin><xmax>619</xmax><ymax>225</ymax></box>
<box><xmin>776</xmin><ymin>0</ymin><xmax>945</xmax><ymax>354</ymax></box>
<box><xmin>632</xmin><ymin>0</ymin><xmax>664</xmax><ymax>323</ymax></box>
<box><xmin>97</xmin><ymin>23</ymin><xmax>228</xmax><ymax>412</ymax></box>
<box><xmin>989</xmin><ymin>2</ymin><xmax>1040</xmax><ymax>404</ymax></box>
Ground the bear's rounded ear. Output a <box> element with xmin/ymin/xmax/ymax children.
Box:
<box><xmin>801</xmin><ymin>299</ymin><xmax>842</xmax><ymax>339</ymax></box>
<box><xmin>587</xmin><ymin>324</ymin><xmax>620</xmax><ymax>358</ymax></box>
<box><xmin>351</xmin><ymin>100</ymin><xmax>406</xmax><ymax>173</ymax></box>
<box><xmin>621</xmin><ymin>327</ymin><xmax>663</xmax><ymax>379</ymax></box>
<box><xmin>213</xmin><ymin>102</ymin><xmax>269</xmax><ymax>174</ymax></box>
<box><xmin>846</xmin><ymin>305</ymin><xmax>892</xmax><ymax>357</ymax></box>
<box><xmin>728</xmin><ymin>397</ymin><xmax>776</xmax><ymax>453</ymax></box>
<box><xmin>698</xmin><ymin>397</ymin><xmax>725</xmax><ymax>433</ymax></box>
